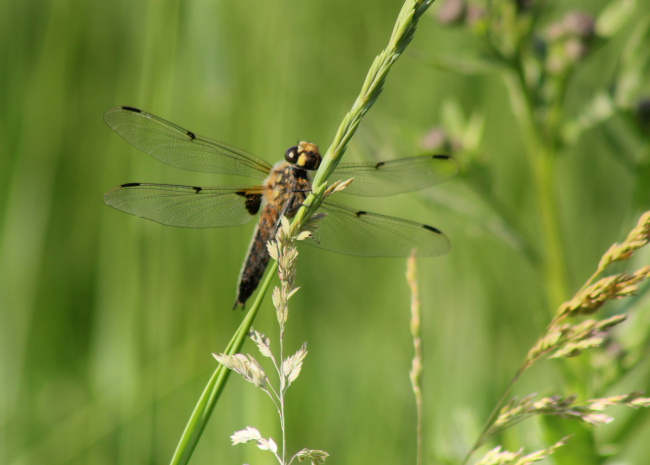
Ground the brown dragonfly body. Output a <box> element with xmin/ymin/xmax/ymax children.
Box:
<box><xmin>235</xmin><ymin>143</ymin><xmax>320</xmax><ymax>307</ymax></box>
<box><xmin>103</xmin><ymin>107</ymin><xmax>458</xmax><ymax>308</ymax></box>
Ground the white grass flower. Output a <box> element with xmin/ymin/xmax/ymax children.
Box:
<box><xmin>213</xmin><ymin>353</ymin><xmax>268</xmax><ymax>390</ymax></box>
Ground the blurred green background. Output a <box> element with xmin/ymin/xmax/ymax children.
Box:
<box><xmin>2</xmin><ymin>0</ymin><xmax>650</xmax><ymax>464</ymax></box>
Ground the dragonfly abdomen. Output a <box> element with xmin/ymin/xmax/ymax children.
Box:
<box><xmin>234</xmin><ymin>203</ymin><xmax>280</xmax><ymax>308</ymax></box>
<box><xmin>233</xmin><ymin>163</ymin><xmax>312</xmax><ymax>308</ymax></box>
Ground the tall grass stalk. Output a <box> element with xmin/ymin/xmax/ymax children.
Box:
<box><xmin>168</xmin><ymin>1</ymin><xmax>438</xmax><ymax>463</ymax></box>
<box><xmin>503</xmin><ymin>67</ymin><xmax>569</xmax><ymax>310</ymax></box>
<box><xmin>406</xmin><ymin>252</ymin><xmax>423</xmax><ymax>465</ymax></box>
<box><xmin>169</xmin><ymin>262</ymin><xmax>276</xmax><ymax>465</ymax></box>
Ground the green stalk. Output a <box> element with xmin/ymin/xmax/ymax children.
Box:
<box><xmin>292</xmin><ymin>0</ymin><xmax>437</xmax><ymax>232</ymax></box>
<box><xmin>169</xmin><ymin>1</ymin><xmax>438</xmax><ymax>463</ymax></box>
<box><xmin>463</xmin><ymin>36</ymin><xmax>572</xmax><ymax>465</ymax></box>
<box><xmin>169</xmin><ymin>261</ymin><xmax>277</xmax><ymax>465</ymax></box>
<box><xmin>505</xmin><ymin>61</ymin><xmax>569</xmax><ymax>310</ymax></box>
<box><xmin>532</xmin><ymin>144</ymin><xmax>568</xmax><ymax>309</ymax></box>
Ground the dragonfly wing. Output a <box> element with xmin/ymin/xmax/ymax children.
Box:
<box><xmin>302</xmin><ymin>202</ymin><xmax>450</xmax><ymax>257</ymax></box>
<box><xmin>330</xmin><ymin>154</ymin><xmax>459</xmax><ymax>197</ymax></box>
<box><xmin>103</xmin><ymin>183</ymin><xmax>263</xmax><ymax>228</ymax></box>
<box><xmin>104</xmin><ymin>107</ymin><xmax>272</xmax><ymax>179</ymax></box>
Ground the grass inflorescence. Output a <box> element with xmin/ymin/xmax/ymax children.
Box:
<box><xmin>423</xmin><ymin>3</ymin><xmax>650</xmax><ymax>461</ymax></box>
<box><xmin>214</xmin><ymin>219</ymin><xmax>327</xmax><ymax>465</ymax></box>
<box><xmin>464</xmin><ymin>210</ymin><xmax>650</xmax><ymax>464</ymax></box>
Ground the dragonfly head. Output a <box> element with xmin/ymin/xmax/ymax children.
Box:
<box><xmin>285</xmin><ymin>142</ymin><xmax>321</xmax><ymax>171</ymax></box>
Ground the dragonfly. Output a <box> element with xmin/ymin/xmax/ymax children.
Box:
<box><xmin>103</xmin><ymin>106</ymin><xmax>459</xmax><ymax>308</ymax></box>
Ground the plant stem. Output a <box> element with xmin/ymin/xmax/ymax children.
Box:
<box><xmin>280</xmin><ymin>326</ymin><xmax>286</xmax><ymax>464</ymax></box>
<box><xmin>505</xmin><ymin>59</ymin><xmax>569</xmax><ymax>310</ymax></box>
<box><xmin>532</xmin><ymin>143</ymin><xmax>568</xmax><ymax>309</ymax></box>
<box><xmin>169</xmin><ymin>262</ymin><xmax>277</xmax><ymax>465</ymax></box>
<box><xmin>291</xmin><ymin>0</ymin><xmax>437</xmax><ymax>234</ymax></box>
<box><xmin>463</xmin><ymin>31</ymin><xmax>572</xmax><ymax>464</ymax></box>
<box><xmin>462</xmin><ymin>364</ymin><xmax>527</xmax><ymax>465</ymax></box>
<box><xmin>170</xmin><ymin>1</ymin><xmax>438</xmax><ymax>463</ymax></box>
<box><xmin>406</xmin><ymin>254</ymin><xmax>423</xmax><ymax>465</ymax></box>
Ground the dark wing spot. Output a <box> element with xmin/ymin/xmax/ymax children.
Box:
<box><xmin>245</xmin><ymin>195</ymin><xmax>262</xmax><ymax>215</ymax></box>
<box><xmin>374</xmin><ymin>161</ymin><xmax>386</xmax><ymax>169</ymax></box>
<box><xmin>422</xmin><ymin>224</ymin><xmax>443</xmax><ymax>234</ymax></box>
<box><xmin>186</xmin><ymin>130</ymin><xmax>196</xmax><ymax>140</ymax></box>
<box><xmin>121</xmin><ymin>182</ymin><xmax>142</xmax><ymax>187</ymax></box>
<box><xmin>355</xmin><ymin>210</ymin><xmax>368</xmax><ymax>218</ymax></box>
<box><xmin>192</xmin><ymin>186</ymin><xmax>202</xmax><ymax>193</ymax></box>
<box><xmin>432</xmin><ymin>154</ymin><xmax>451</xmax><ymax>160</ymax></box>
<box><xmin>236</xmin><ymin>191</ymin><xmax>263</xmax><ymax>215</ymax></box>
<box><xmin>122</xmin><ymin>106</ymin><xmax>141</xmax><ymax>113</ymax></box>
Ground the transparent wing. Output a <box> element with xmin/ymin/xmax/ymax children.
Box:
<box><xmin>104</xmin><ymin>106</ymin><xmax>272</xmax><ymax>179</ymax></box>
<box><xmin>330</xmin><ymin>154</ymin><xmax>459</xmax><ymax>197</ymax></box>
<box><xmin>303</xmin><ymin>202</ymin><xmax>450</xmax><ymax>257</ymax></box>
<box><xmin>103</xmin><ymin>183</ymin><xmax>263</xmax><ymax>228</ymax></box>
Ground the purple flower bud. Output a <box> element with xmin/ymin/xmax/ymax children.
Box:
<box><xmin>563</xmin><ymin>11</ymin><xmax>595</xmax><ymax>39</ymax></box>
<box><xmin>436</xmin><ymin>0</ymin><xmax>466</xmax><ymax>25</ymax></box>
<box><xmin>420</xmin><ymin>127</ymin><xmax>449</xmax><ymax>152</ymax></box>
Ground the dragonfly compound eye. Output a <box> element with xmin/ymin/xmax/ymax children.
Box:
<box><xmin>285</xmin><ymin>146</ymin><xmax>299</xmax><ymax>163</ymax></box>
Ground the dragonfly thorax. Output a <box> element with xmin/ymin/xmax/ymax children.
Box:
<box><xmin>265</xmin><ymin>162</ymin><xmax>312</xmax><ymax>216</ymax></box>
<box><xmin>284</xmin><ymin>141</ymin><xmax>321</xmax><ymax>171</ymax></box>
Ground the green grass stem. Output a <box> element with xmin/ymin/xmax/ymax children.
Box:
<box><xmin>169</xmin><ymin>261</ymin><xmax>277</xmax><ymax>465</ymax></box>
<box><xmin>293</xmin><ymin>0</ymin><xmax>437</xmax><ymax>231</ymax></box>
<box><xmin>168</xmin><ymin>1</ymin><xmax>437</xmax><ymax>463</ymax></box>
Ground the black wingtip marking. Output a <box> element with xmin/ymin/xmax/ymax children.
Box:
<box><xmin>187</xmin><ymin>130</ymin><xmax>196</xmax><ymax>140</ymax></box>
<box><xmin>192</xmin><ymin>186</ymin><xmax>202</xmax><ymax>193</ymax></box>
<box><xmin>375</xmin><ymin>161</ymin><xmax>386</xmax><ymax>169</ymax></box>
<box><xmin>422</xmin><ymin>224</ymin><xmax>443</xmax><ymax>234</ymax></box>
<box><xmin>432</xmin><ymin>154</ymin><xmax>451</xmax><ymax>160</ymax></box>
<box><xmin>356</xmin><ymin>210</ymin><xmax>368</xmax><ymax>218</ymax></box>
<box><xmin>121</xmin><ymin>182</ymin><xmax>143</xmax><ymax>187</ymax></box>
<box><xmin>122</xmin><ymin>106</ymin><xmax>141</xmax><ymax>113</ymax></box>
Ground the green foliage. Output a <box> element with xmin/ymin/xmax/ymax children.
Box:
<box><xmin>2</xmin><ymin>0</ymin><xmax>650</xmax><ymax>464</ymax></box>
